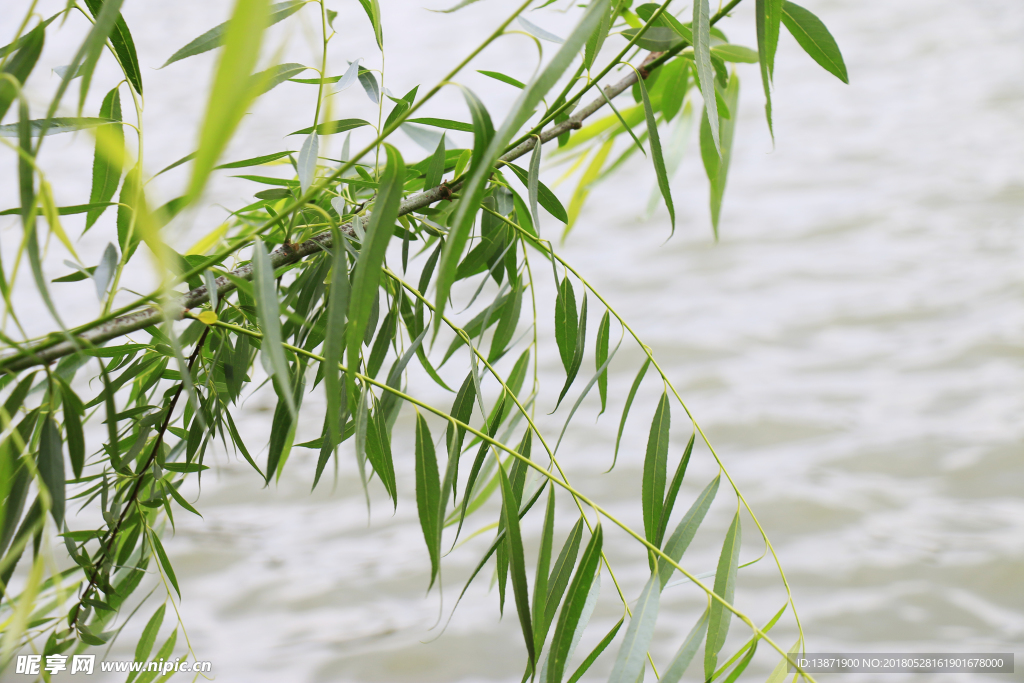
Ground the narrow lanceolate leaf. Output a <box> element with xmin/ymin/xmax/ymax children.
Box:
<box><xmin>58</xmin><ymin>381</ymin><xmax>85</xmax><ymax>479</ymax></box>
<box><xmin>756</xmin><ymin>0</ymin><xmax>784</xmax><ymax>138</ymax></box>
<box><xmin>346</xmin><ymin>145</ymin><xmax>405</xmax><ymax>404</ymax></box>
<box><xmin>0</xmin><ymin>116</ymin><xmax>113</xmax><ymax>140</ymax></box>
<box><xmin>700</xmin><ymin>73</ymin><xmax>741</xmax><ymax>238</ymax></box>
<box><xmin>704</xmin><ymin>509</ymin><xmax>742</xmax><ymax>679</ymax></box>
<box><xmin>498</xmin><ymin>463</ymin><xmax>536</xmax><ymax>668</ymax></box>
<box><xmin>435</xmin><ymin>0</ymin><xmax>612</xmax><ymax>329</ymax></box>
<box><xmin>38</xmin><ymin>415</ymin><xmax>65</xmax><ymax>527</ymax></box>
<box><xmin>608</xmin><ymin>573</ymin><xmax>661</xmax><ymax>683</ymax></box>
<box><xmin>161</xmin><ymin>0</ymin><xmax>303</xmax><ymax>68</ymax></box>
<box><xmin>693</xmin><ymin>0</ymin><xmax>720</xmax><ymax>151</ymax></box>
<box><xmin>595</xmin><ymin>311</ymin><xmax>610</xmax><ymax>415</ymax></box>
<box><xmin>423</xmin><ymin>133</ymin><xmax>446</xmax><ymax>190</ymax></box>
<box><xmin>528</xmin><ymin>133</ymin><xmax>542</xmax><ymax>229</ymax></box>
<box><xmin>187</xmin><ymin>0</ymin><xmax>271</xmax><ymax>201</ymax></box>
<box><xmin>93</xmin><ymin>242</ymin><xmax>119</xmax><ymax>301</ymax></box>
<box><xmin>554</xmin><ymin>276</ymin><xmax>578</xmax><ymax>372</ymax></box>
<box><xmin>554</xmin><ymin>292</ymin><xmax>587</xmax><ymax>411</ymax></box>
<box><xmin>636</xmin><ymin>75</ymin><xmax>675</xmax><ymax>234</ymax></box>
<box><xmin>288</xmin><ymin>118</ymin><xmax>370</xmax><ymax>136</ymax></box>
<box><xmin>642</xmin><ymin>391</ymin><xmax>671</xmax><ymax>547</ymax></box>
<box><xmin>612</xmin><ymin>358</ymin><xmax>650</xmax><ymax>469</ymax></box>
<box><xmin>414</xmin><ymin>413</ymin><xmax>441</xmax><ymax>586</ymax></box>
<box><xmin>365</xmin><ymin>399</ymin><xmax>398</xmax><ymax>507</ymax></box>
<box><xmin>253</xmin><ymin>239</ymin><xmax>295</xmax><ymax>419</ymax></box>
<box><xmin>357</xmin><ymin>0</ymin><xmax>383</xmax><ymax>50</ymax></box>
<box><xmin>566</xmin><ymin>617</ymin><xmax>623</xmax><ymax>683</ymax></box>
<box><xmin>781</xmin><ymin>1</ymin><xmax>849</xmax><ymax>84</ymax></box>
<box><xmin>532</xmin><ymin>486</ymin><xmax>555</xmax><ymax>651</ymax></box>
<box><xmin>546</xmin><ymin>524</ymin><xmax>603</xmax><ymax>683</ymax></box>
<box><xmin>442</xmin><ymin>373</ymin><xmax>476</xmax><ymax>502</ymax></box>
<box><xmin>83</xmin><ymin>0</ymin><xmax>143</xmax><ymax>94</ymax></box>
<box><xmin>297</xmin><ymin>131</ymin><xmax>318</xmax><ymax>194</ymax></box>
<box><xmin>133</xmin><ymin>604</ymin><xmax>165</xmax><ymax>665</ymax></box>
<box><xmin>0</xmin><ymin>22</ymin><xmax>44</xmax><ymax>122</ymax></box>
<box><xmin>544</xmin><ymin>517</ymin><xmax>585</xmax><ymax>636</ymax></box>
<box><xmin>150</xmin><ymin>532</ymin><xmax>180</xmax><ymax>598</ymax></box>
<box><xmin>660</xmin><ymin>609</ymin><xmax>709</xmax><ymax>683</ymax></box>
<box><xmin>75</xmin><ymin>0</ymin><xmax>126</xmax><ymax>115</ymax></box>
<box><xmin>656</xmin><ymin>433</ymin><xmax>695</xmax><ymax>547</ymax></box>
<box><xmin>658</xmin><ymin>474</ymin><xmax>720</xmax><ymax>589</ymax></box>
<box><xmin>324</xmin><ymin>233</ymin><xmax>350</xmax><ymax>449</ymax></box>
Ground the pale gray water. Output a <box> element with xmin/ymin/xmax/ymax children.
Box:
<box><xmin>1</xmin><ymin>0</ymin><xmax>1022</xmax><ymax>681</ymax></box>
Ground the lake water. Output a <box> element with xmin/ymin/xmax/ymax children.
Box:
<box><xmin>1</xmin><ymin>0</ymin><xmax>1022</xmax><ymax>681</ymax></box>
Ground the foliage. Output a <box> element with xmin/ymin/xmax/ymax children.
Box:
<box><xmin>0</xmin><ymin>0</ymin><xmax>848</xmax><ymax>679</ymax></box>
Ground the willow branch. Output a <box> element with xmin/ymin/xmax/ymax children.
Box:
<box><xmin>1</xmin><ymin>50</ymin><xmax>667</xmax><ymax>372</ymax></box>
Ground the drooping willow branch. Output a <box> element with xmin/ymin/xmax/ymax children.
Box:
<box><xmin>0</xmin><ymin>47</ymin><xmax>671</xmax><ymax>372</ymax></box>
<box><xmin>186</xmin><ymin>314</ymin><xmax>815</xmax><ymax>683</ymax></box>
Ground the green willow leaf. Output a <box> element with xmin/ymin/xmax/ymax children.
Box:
<box><xmin>365</xmin><ymin>398</ymin><xmax>398</xmax><ymax>507</ymax></box>
<box><xmin>532</xmin><ymin>486</ymin><xmax>555</xmax><ymax>651</ymax></box>
<box><xmin>288</xmin><ymin>118</ymin><xmax>370</xmax><ymax>136</ymax></box>
<box><xmin>136</xmin><ymin>629</ymin><xmax>176</xmax><ymax>683</ymax></box>
<box><xmin>546</xmin><ymin>524</ymin><xmax>602</xmax><ymax>683</ymax></box>
<box><xmin>83</xmin><ymin>0</ymin><xmax>142</xmax><ymax>94</ymax></box>
<box><xmin>612</xmin><ymin>358</ymin><xmax>650</xmax><ymax>469</ymax></box>
<box><xmin>37</xmin><ymin>415</ymin><xmax>65</xmax><ymax>527</ymax></box>
<box><xmin>435</xmin><ymin>0</ymin><xmax>611</xmax><ymax>329</ymax></box>
<box><xmin>660</xmin><ymin>608</ymin><xmax>709</xmax><ymax>683</ymax></box>
<box><xmin>162</xmin><ymin>0</ymin><xmax>303</xmax><ymax>68</ymax></box>
<box><xmin>133</xmin><ymin>604</ymin><xmax>165</xmax><ymax>668</ymax></box>
<box><xmin>781</xmin><ymin>1</ymin><xmax>848</xmax><ymax>84</ymax></box>
<box><xmin>658</xmin><ymin>474</ymin><xmax>720</xmax><ymax>588</ymax></box>
<box><xmin>357</xmin><ymin>0</ymin><xmax>383</xmax><ymax>50</ymax></box>
<box><xmin>544</xmin><ymin>516</ymin><xmax>584</xmax><ymax>636</ymax></box>
<box><xmin>693</xmin><ymin>0</ymin><xmax>720</xmax><ymax>151</ymax></box>
<box><xmin>346</xmin><ymin>144</ymin><xmax>405</xmax><ymax>404</ymax></box>
<box><xmin>0</xmin><ymin>117</ymin><xmax>115</xmax><ymax>138</ymax></box>
<box><xmin>527</xmin><ymin>140</ymin><xmax>542</xmax><ymax>230</ymax></box>
<box><xmin>415</xmin><ymin>413</ymin><xmax>441</xmax><ymax>586</ymax></box>
<box><xmin>0</xmin><ymin>22</ymin><xmax>44</xmax><ymax>122</ymax></box>
<box><xmin>636</xmin><ymin>74</ymin><xmax>675</xmax><ymax>234</ymax></box>
<box><xmin>642</xmin><ymin>391</ymin><xmax>670</xmax><ymax>547</ymax></box>
<box><xmin>325</xmin><ymin>233</ymin><xmax>350</xmax><ymax>449</ymax></box>
<box><xmin>700</xmin><ymin>72</ymin><xmax>740</xmax><ymax>238</ymax></box>
<box><xmin>75</xmin><ymin>0</ymin><xmax>126</xmax><ymax>115</ymax></box>
<box><xmin>456</xmin><ymin>394</ymin><xmax>505</xmax><ymax>539</ymax></box>
<box><xmin>298</xmin><ymin>131</ymin><xmax>318</xmax><ymax>194</ymax></box>
<box><xmin>150</xmin><ymin>532</ymin><xmax>180</xmax><ymax>598</ymax></box>
<box><xmin>656</xmin><ymin>432</ymin><xmax>694</xmax><ymax>547</ymax></box>
<box><xmin>489</xmin><ymin>285</ymin><xmax>523</xmax><ymax>363</ymax></box>
<box><xmin>498</xmin><ymin>462</ymin><xmax>536</xmax><ymax>668</ymax></box>
<box><xmin>712</xmin><ymin>45</ymin><xmax>759</xmax><ymax>63</ymax></box>
<box><xmin>58</xmin><ymin>380</ymin><xmax>85</xmax><ymax>479</ymax></box>
<box><xmin>608</xmin><ymin>573</ymin><xmax>661</xmax><ymax>683</ymax></box>
<box><xmin>756</xmin><ymin>0</ymin><xmax>784</xmax><ymax>138</ymax></box>
<box><xmin>253</xmin><ymin>238</ymin><xmax>295</xmax><ymax>420</ymax></box>
<box><xmin>424</xmin><ymin>133</ymin><xmax>446</xmax><ymax>190</ymax></box>
<box><xmin>595</xmin><ymin>310</ymin><xmax>610</xmax><ymax>415</ymax></box>
<box><xmin>566</xmin><ymin>617</ymin><xmax>623</xmax><ymax>683</ymax></box>
<box><xmin>478</xmin><ymin>70</ymin><xmax>525</xmax><ymax>89</ymax></box>
<box><xmin>253</xmin><ymin>62</ymin><xmax>307</xmax><ymax>95</ymax></box>
<box><xmin>554</xmin><ymin>276</ymin><xmax>578</xmax><ymax>372</ymax></box>
<box><xmin>554</xmin><ymin>292</ymin><xmax>587</xmax><ymax>410</ymax></box>
<box><xmin>506</xmin><ymin>164</ymin><xmax>568</xmax><ymax>224</ymax></box>
<box><xmin>187</xmin><ymin>0</ymin><xmax>271</xmax><ymax>201</ymax></box>
<box><xmin>705</xmin><ymin>509</ymin><xmax>742</xmax><ymax>679</ymax></box>
<box><xmin>405</xmin><ymin>117</ymin><xmax>473</xmax><ymax>134</ymax></box>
